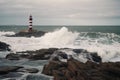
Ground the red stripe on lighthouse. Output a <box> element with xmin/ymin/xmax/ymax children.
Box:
<box><xmin>28</xmin><ymin>15</ymin><xmax>33</xmax><ymax>32</ymax></box>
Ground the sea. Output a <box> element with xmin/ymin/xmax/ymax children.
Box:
<box><xmin>0</xmin><ymin>25</ymin><xmax>120</xmax><ymax>80</ymax></box>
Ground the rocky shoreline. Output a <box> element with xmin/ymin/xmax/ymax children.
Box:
<box><xmin>0</xmin><ymin>42</ymin><xmax>120</xmax><ymax>80</ymax></box>
<box><xmin>42</xmin><ymin>58</ymin><xmax>120</xmax><ymax>80</ymax></box>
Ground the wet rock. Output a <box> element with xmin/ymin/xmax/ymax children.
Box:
<box><xmin>42</xmin><ymin>60</ymin><xmax>67</xmax><ymax>76</ymax></box>
<box><xmin>0</xmin><ymin>72</ymin><xmax>23</xmax><ymax>80</ymax></box>
<box><xmin>9</xmin><ymin>30</ymin><xmax>46</xmax><ymax>37</ymax></box>
<box><xmin>90</xmin><ymin>52</ymin><xmax>102</xmax><ymax>63</ymax></box>
<box><xmin>0</xmin><ymin>41</ymin><xmax>11</xmax><ymax>51</ymax></box>
<box><xmin>0</xmin><ymin>66</ymin><xmax>23</xmax><ymax>75</ymax></box>
<box><xmin>72</xmin><ymin>49</ymin><xmax>102</xmax><ymax>63</ymax></box>
<box><xmin>50</xmin><ymin>50</ymin><xmax>68</xmax><ymax>61</ymax></box>
<box><xmin>6</xmin><ymin>53</ymin><xmax>21</xmax><ymax>60</ymax></box>
<box><xmin>42</xmin><ymin>58</ymin><xmax>120</xmax><ymax>80</ymax></box>
<box><xmin>27</xmin><ymin>48</ymin><xmax>58</xmax><ymax>60</ymax></box>
<box><xmin>6</xmin><ymin>48</ymin><xmax>102</xmax><ymax>63</ymax></box>
<box><xmin>17</xmin><ymin>68</ymin><xmax>39</xmax><ymax>73</ymax></box>
<box><xmin>6</xmin><ymin>48</ymin><xmax>58</xmax><ymax>60</ymax></box>
<box><xmin>73</xmin><ymin>49</ymin><xmax>88</xmax><ymax>54</ymax></box>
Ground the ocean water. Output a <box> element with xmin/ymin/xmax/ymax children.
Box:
<box><xmin>0</xmin><ymin>25</ymin><xmax>120</xmax><ymax>80</ymax></box>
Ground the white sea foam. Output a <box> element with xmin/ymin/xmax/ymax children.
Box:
<box><xmin>40</xmin><ymin>27</ymin><xmax>79</xmax><ymax>47</ymax></box>
<box><xmin>0</xmin><ymin>27</ymin><xmax>79</xmax><ymax>51</ymax></box>
<box><xmin>0</xmin><ymin>27</ymin><xmax>120</xmax><ymax>62</ymax></box>
<box><xmin>0</xmin><ymin>31</ymin><xmax>15</xmax><ymax>36</ymax></box>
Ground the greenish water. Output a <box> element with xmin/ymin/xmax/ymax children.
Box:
<box><xmin>0</xmin><ymin>25</ymin><xmax>120</xmax><ymax>34</ymax></box>
<box><xmin>0</xmin><ymin>25</ymin><xmax>120</xmax><ymax>80</ymax></box>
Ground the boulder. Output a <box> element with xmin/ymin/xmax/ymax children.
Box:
<box><xmin>42</xmin><ymin>60</ymin><xmax>67</xmax><ymax>76</ymax></box>
<box><xmin>0</xmin><ymin>41</ymin><xmax>11</xmax><ymax>51</ymax></box>
<box><xmin>6</xmin><ymin>53</ymin><xmax>21</xmax><ymax>60</ymax></box>
<box><xmin>90</xmin><ymin>52</ymin><xmax>102</xmax><ymax>63</ymax></box>
<box><xmin>0</xmin><ymin>66</ymin><xmax>23</xmax><ymax>75</ymax></box>
<box><xmin>17</xmin><ymin>68</ymin><xmax>39</xmax><ymax>73</ymax></box>
<box><xmin>72</xmin><ymin>49</ymin><xmax>102</xmax><ymax>63</ymax></box>
<box><xmin>50</xmin><ymin>50</ymin><xmax>68</xmax><ymax>61</ymax></box>
<box><xmin>42</xmin><ymin>58</ymin><xmax>120</xmax><ymax>80</ymax></box>
<box><xmin>73</xmin><ymin>49</ymin><xmax>88</xmax><ymax>54</ymax></box>
<box><xmin>0</xmin><ymin>72</ymin><xmax>23</xmax><ymax>80</ymax></box>
<box><xmin>6</xmin><ymin>48</ymin><xmax>58</xmax><ymax>60</ymax></box>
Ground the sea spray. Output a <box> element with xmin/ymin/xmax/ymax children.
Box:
<box><xmin>0</xmin><ymin>27</ymin><xmax>120</xmax><ymax>62</ymax></box>
<box><xmin>75</xmin><ymin>32</ymin><xmax>120</xmax><ymax>62</ymax></box>
<box><xmin>40</xmin><ymin>27</ymin><xmax>79</xmax><ymax>47</ymax></box>
<box><xmin>0</xmin><ymin>27</ymin><xmax>79</xmax><ymax>51</ymax></box>
<box><xmin>0</xmin><ymin>31</ymin><xmax>15</xmax><ymax>36</ymax></box>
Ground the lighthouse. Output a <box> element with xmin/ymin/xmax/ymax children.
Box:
<box><xmin>28</xmin><ymin>15</ymin><xmax>33</xmax><ymax>32</ymax></box>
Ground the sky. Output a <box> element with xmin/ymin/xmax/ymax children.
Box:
<box><xmin>0</xmin><ymin>0</ymin><xmax>120</xmax><ymax>25</ymax></box>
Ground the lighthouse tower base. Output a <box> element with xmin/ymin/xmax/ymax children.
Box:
<box><xmin>28</xmin><ymin>28</ymin><xmax>33</xmax><ymax>32</ymax></box>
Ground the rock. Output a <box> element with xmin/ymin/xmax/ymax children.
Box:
<box><xmin>17</xmin><ymin>68</ymin><xmax>39</xmax><ymax>73</ymax></box>
<box><xmin>73</xmin><ymin>49</ymin><xmax>88</xmax><ymax>54</ymax></box>
<box><xmin>0</xmin><ymin>66</ymin><xmax>23</xmax><ymax>75</ymax></box>
<box><xmin>8</xmin><ymin>30</ymin><xmax>46</xmax><ymax>37</ymax></box>
<box><xmin>6</xmin><ymin>53</ymin><xmax>21</xmax><ymax>60</ymax></box>
<box><xmin>27</xmin><ymin>48</ymin><xmax>58</xmax><ymax>60</ymax></box>
<box><xmin>0</xmin><ymin>41</ymin><xmax>11</xmax><ymax>51</ymax></box>
<box><xmin>42</xmin><ymin>58</ymin><xmax>120</xmax><ymax>80</ymax></box>
<box><xmin>50</xmin><ymin>50</ymin><xmax>68</xmax><ymax>61</ymax></box>
<box><xmin>6</xmin><ymin>48</ymin><xmax>58</xmax><ymax>60</ymax></box>
<box><xmin>42</xmin><ymin>60</ymin><xmax>67</xmax><ymax>76</ymax></box>
<box><xmin>90</xmin><ymin>52</ymin><xmax>102</xmax><ymax>63</ymax></box>
<box><xmin>0</xmin><ymin>72</ymin><xmax>23</xmax><ymax>80</ymax></box>
<box><xmin>53</xmin><ymin>70</ymin><xmax>67</xmax><ymax>80</ymax></box>
<box><xmin>72</xmin><ymin>49</ymin><xmax>102</xmax><ymax>63</ymax></box>
<box><xmin>6</xmin><ymin>48</ymin><xmax>102</xmax><ymax>63</ymax></box>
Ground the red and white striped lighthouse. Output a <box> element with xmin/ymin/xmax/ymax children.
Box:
<box><xmin>28</xmin><ymin>15</ymin><xmax>33</xmax><ymax>32</ymax></box>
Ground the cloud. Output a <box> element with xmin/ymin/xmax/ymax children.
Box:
<box><xmin>0</xmin><ymin>0</ymin><xmax>120</xmax><ymax>25</ymax></box>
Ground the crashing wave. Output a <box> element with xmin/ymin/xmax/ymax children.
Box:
<box><xmin>0</xmin><ymin>27</ymin><xmax>120</xmax><ymax>62</ymax></box>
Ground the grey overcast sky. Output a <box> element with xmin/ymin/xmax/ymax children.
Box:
<box><xmin>0</xmin><ymin>0</ymin><xmax>120</xmax><ymax>25</ymax></box>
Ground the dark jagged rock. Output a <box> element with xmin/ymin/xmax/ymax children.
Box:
<box><xmin>6</xmin><ymin>53</ymin><xmax>21</xmax><ymax>60</ymax></box>
<box><xmin>42</xmin><ymin>58</ymin><xmax>120</xmax><ymax>80</ymax></box>
<box><xmin>0</xmin><ymin>72</ymin><xmax>23</xmax><ymax>80</ymax></box>
<box><xmin>6</xmin><ymin>53</ymin><xmax>31</xmax><ymax>60</ymax></box>
<box><xmin>73</xmin><ymin>49</ymin><xmax>101</xmax><ymax>63</ymax></box>
<box><xmin>0</xmin><ymin>41</ymin><xmax>11</xmax><ymax>51</ymax></box>
<box><xmin>42</xmin><ymin>60</ymin><xmax>67</xmax><ymax>76</ymax></box>
<box><xmin>6</xmin><ymin>48</ymin><xmax>101</xmax><ymax>63</ymax></box>
<box><xmin>0</xmin><ymin>66</ymin><xmax>38</xmax><ymax>76</ymax></box>
<box><xmin>9</xmin><ymin>30</ymin><xmax>46</xmax><ymax>37</ymax></box>
<box><xmin>6</xmin><ymin>48</ymin><xmax>58</xmax><ymax>60</ymax></box>
<box><xmin>0</xmin><ymin>66</ymin><xmax>23</xmax><ymax>75</ymax></box>
<box><xmin>73</xmin><ymin>49</ymin><xmax>88</xmax><ymax>54</ymax></box>
<box><xmin>17</xmin><ymin>68</ymin><xmax>39</xmax><ymax>73</ymax></box>
<box><xmin>50</xmin><ymin>50</ymin><xmax>68</xmax><ymax>61</ymax></box>
<box><xmin>28</xmin><ymin>48</ymin><xmax>58</xmax><ymax>60</ymax></box>
<box><xmin>90</xmin><ymin>52</ymin><xmax>102</xmax><ymax>63</ymax></box>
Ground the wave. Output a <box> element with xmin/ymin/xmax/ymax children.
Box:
<box><xmin>0</xmin><ymin>27</ymin><xmax>120</xmax><ymax>62</ymax></box>
<box><xmin>40</xmin><ymin>27</ymin><xmax>79</xmax><ymax>47</ymax></box>
<box><xmin>0</xmin><ymin>31</ymin><xmax>15</xmax><ymax>36</ymax></box>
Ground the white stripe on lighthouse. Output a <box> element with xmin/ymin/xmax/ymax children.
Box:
<box><xmin>28</xmin><ymin>15</ymin><xmax>33</xmax><ymax>31</ymax></box>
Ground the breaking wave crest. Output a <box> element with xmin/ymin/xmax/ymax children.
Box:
<box><xmin>0</xmin><ymin>31</ymin><xmax>15</xmax><ymax>36</ymax></box>
<box><xmin>0</xmin><ymin>27</ymin><xmax>120</xmax><ymax>62</ymax></box>
<box><xmin>40</xmin><ymin>27</ymin><xmax>79</xmax><ymax>47</ymax></box>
